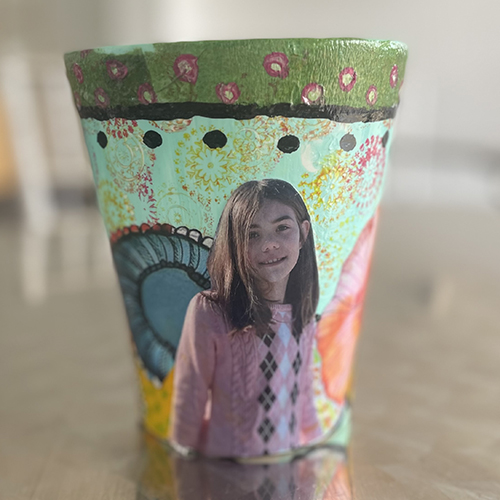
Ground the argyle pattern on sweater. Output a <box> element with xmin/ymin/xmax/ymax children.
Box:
<box><xmin>171</xmin><ymin>293</ymin><xmax>322</xmax><ymax>457</ymax></box>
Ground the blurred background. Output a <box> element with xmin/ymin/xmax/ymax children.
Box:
<box><xmin>1</xmin><ymin>2</ymin><xmax>500</xmax><ymax>497</ymax></box>
<box><xmin>0</xmin><ymin>0</ymin><xmax>499</xmax><ymax>302</ymax></box>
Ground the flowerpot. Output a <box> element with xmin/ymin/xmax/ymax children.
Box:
<box><xmin>64</xmin><ymin>38</ymin><xmax>407</xmax><ymax>461</ymax></box>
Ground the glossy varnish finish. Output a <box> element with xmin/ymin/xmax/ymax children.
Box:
<box><xmin>1</xmin><ymin>207</ymin><xmax>499</xmax><ymax>499</ymax></box>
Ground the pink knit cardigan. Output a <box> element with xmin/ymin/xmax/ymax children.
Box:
<box><xmin>170</xmin><ymin>294</ymin><xmax>322</xmax><ymax>458</ymax></box>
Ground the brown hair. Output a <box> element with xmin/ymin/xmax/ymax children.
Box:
<box><xmin>206</xmin><ymin>179</ymin><xmax>319</xmax><ymax>338</ymax></box>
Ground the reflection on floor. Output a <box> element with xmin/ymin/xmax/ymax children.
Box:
<box><xmin>138</xmin><ymin>434</ymin><xmax>350</xmax><ymax>500</ymax></box>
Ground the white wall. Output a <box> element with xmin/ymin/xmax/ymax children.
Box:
<box><xmin>1</xmin><ymin>0</ymin><xmax>499</xmax><ymax>215</ymax></box>
<box><xmin>2</xmin><ymin>0</ymin><xmax>499</xmax><ymax>150</ymax></box>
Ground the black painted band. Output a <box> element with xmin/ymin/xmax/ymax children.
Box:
<box><xmin>77</xmin><ymin>102</ymin><xmax>398</xmax><ymax>123</ymax></box>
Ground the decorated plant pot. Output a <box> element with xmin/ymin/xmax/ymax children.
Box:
<box><xmin>64</xmin><ymin>38</ymin><xmax>407</xmax><ymax>461</ymax></box>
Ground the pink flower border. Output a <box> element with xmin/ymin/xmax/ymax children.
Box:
<box><xmin>106</xmin><ymin>60</ymin><xmax>128</xmax><ymax>80</ymax></box>
<box><xmin>301</xmin><ymin>83</ymin><xmax>324</xmax><ymax>105</ymax></box>
<box><xmin>137</xmin><ymin>83</ymin><xmax>158</xmax><ymax>105</ymax></box>
<box><xmin>215</xmin><ymin>82</ymin><xmax>241</xmax><ymax>104</ymax></box>
<box><xmin>263</xmin><ymin>52</ymin><xmax>289</xmax><ymax>79</ymax></box>
<box><xmin>173</xmin><ymin>54</ymin><xmax>199</xmax><ymax>84</ymax></box>
<box><xmin>72</xmin><ymin>63</ymin><xmax>84</xmax><ymax>84</ymax></box>
<box><xmin>339</xmin><ymin>67</ymin><xmax>357</xmax><ymax>92</ymax></box>
<box><xmin>94</xmin><ymin>88</ymin><xmax>110</xmax><ymax>109</ymax></box>
<box><xmin>365</xmin><ymin>85</ymin><xmax>378</xmax><ymax>106</ymax></box>
<box><xmin>390</xmin><ymin>65</ymin><xmax>398</xmax><ymax>88</ymax></box>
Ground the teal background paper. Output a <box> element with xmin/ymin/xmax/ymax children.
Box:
<box><xmin>82</xmin><ymin>114</ymin><xmax>393</xmax><ymax>311</ymax></box>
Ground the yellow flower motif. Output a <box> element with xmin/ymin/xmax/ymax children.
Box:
<box><xmin>135</xmin><ymin>359</ymin><xmax>175</xmax><ymax>440</ymax></box>
<box><xmin>173</xmin><ymin>211</ymin><xmax>182</xmax><ymax>225</ymax></box>
<box><xmin>233</xmin><ymin>118</ymin><xmax>277</xmax><ymax>165</ymax></box>
<box><xmin>187</xmin><ymin>144</ymin><xmax>237</xmax><ymax>189</ymax></box>
<box><xmin>148</xmin><ymin>118</ymin><xmax>192</xmax><ymax>134</ymax></box>
<box><xmin>178</xmin><ymin>134</ymin><xmax>238</xmax><ymax>195</ymax></box>
<box><xmin>299</xmin><ymin>149</ymin><xmax>353</xmax><ymax>217</ymax></box>
<box><xmin>96</xmin><ymin>179</ymin><xmax>135</xmax><ymax>233</ymax></box>
<box><xmin>301</xmin><ymin>119</ymin><xmax>337</xmax><ymax>141</ymax></box>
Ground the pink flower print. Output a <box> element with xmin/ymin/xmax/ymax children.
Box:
<box><xmin>94</xmin><ymin>88</ymin><xmax>110</xmax><ymax>108</ymax></box>
<box><xmin>173</xmin><ymin>54</ymin><xmax>199</xmax><ymax>84</ymax></box>
<box><xmin>316</xmin><ymin>214</ymin><xmax>378</xmax><ymax>405</ymax></box>
<box><xmin>106</xmin><ymin>59</ymin><xmax>128</xmax><ymax>80</ymax></box>
<box><xmin>390</xmin><ymin>65</ymin><xmax>398</xmax><ymax>88</ymax></box>
<box><xmin>137</xmin><ymin>83</ymin><xmax>158</xmax><ymax>105</ymax></box>
<box><xmin>263</xmin><ymin>52</ymin><xmax>289</xmax><ymax>79</ymax></box>
<box><xmin>73</xmin><ymin>92</ymin><xmax>82</xmax><ymax>110</ymax></box>
<box><xmin>72</xmin><ymin>63</ymin><xmax>84</xmax><ymax>84</ymax></box>
<box><xmin>339</xmin><ymin>67</ymin><xmax>356</xmax><ymax>92</ymax></box>
<box><xmin>301</xmin><ymin>83</ymin><xmax>324</xmax><ymax>105</ymax></box>
<box><xmin>215</xmin><ymin>82</ymin><xmax>241</xmax><ymax>104</ymax></box>
<box><xmin>365</xmin><ymin>85</ymin><xmax>378</xmax><ymax>106</ymax></box>
<box><xmin>80</xmin><ymin>49</ymin><xmax>91</xmax><ymax>59</ymax></box>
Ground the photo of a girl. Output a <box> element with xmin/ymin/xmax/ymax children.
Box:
<box><xmin>170</xmin><ymin>179</ymin><xmax>322</xmax><ymax>458</ymax></box>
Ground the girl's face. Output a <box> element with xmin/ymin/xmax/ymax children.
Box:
<box><xmin>247</xmin><ymin>199</ymin><xmax>310</xmax><ymax>302</ymax></box>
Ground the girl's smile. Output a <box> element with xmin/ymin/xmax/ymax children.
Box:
<box><xmin>248</xmin><ymin>199</ymin><xmax>310</xmax><ymax>302</ymax></box>
<box><xmin>259</xmin><ymin>256</ymin><xmax>287</xmax><ymax>266</ymax></box>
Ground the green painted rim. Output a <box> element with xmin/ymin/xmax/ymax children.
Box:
<box><xmin>64</xmin><ymin>38</ymin><xmax>407</xmax><ymax>118</ymax></box>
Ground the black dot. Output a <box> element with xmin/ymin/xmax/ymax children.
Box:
<box><xmin>382</xmin><ymin>131</ymin><xmax>390</xmax><ymax>148</ymax></box>
<box><xmin>97</xmin><ymin>131</ymin><xmax>107</xmax><ymax>148</ymax></box>
<box><xmin>203</xmin><ymin>130</ymin><xmax>227</xmax><ymax>149</ymax></box>
<box><xmin>143</xmin><ymin>130</ymin><xmax>163</xmax><ymax>149</ymax></box>
<box><xmin>340</xmin><ymin>134</ymin><xmax>356</xmax><ymax>152</ymax></box>
<box><xmin>277</xmin><ymin>135</ymin><xmax>300</xmax><ymax>154</ymax></box>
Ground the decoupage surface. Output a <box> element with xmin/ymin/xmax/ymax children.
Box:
<box><xmin>65</xmin><ymin>39</ymin><xmax>407</xmax><ymax>459</ymax></box>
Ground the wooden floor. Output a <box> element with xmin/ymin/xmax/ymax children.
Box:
<box><xmin>1</xmin><ymin>206</ymin><xmax>499</xmax><ymax>499</ymax></box>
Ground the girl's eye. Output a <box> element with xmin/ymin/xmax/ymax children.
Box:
<box><xmin>277</xmin><ymin>225</ymin><xmax>289</xmax><ymax>232</ymax></box>
<box><xmin>249</xmin><ymin>231</ymin><xmax>259</xmax><ymax>239</ymax></box>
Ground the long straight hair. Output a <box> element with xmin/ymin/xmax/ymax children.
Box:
<box><xmin>206</xmin><ymin>179</ymin><xmax>319</xmax><ymax>338</ymax></box>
